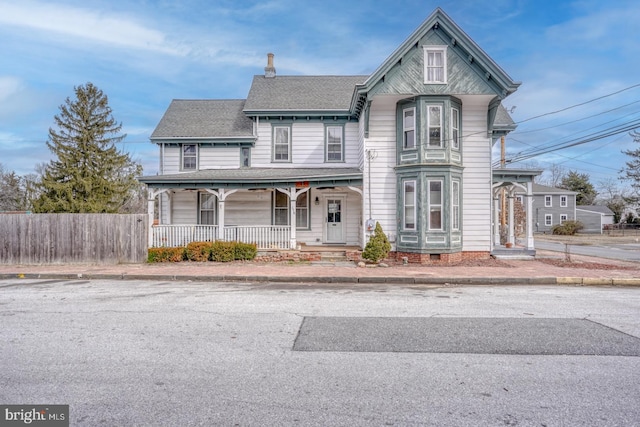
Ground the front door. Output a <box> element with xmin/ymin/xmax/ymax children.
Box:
<box><xmin>326</xmin><ymin>198</ymin><xmax>344</xmax><ymax>243</ymax></box>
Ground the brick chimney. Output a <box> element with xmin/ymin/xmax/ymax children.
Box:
<box><xmin>264</xmin><ymin>53</ymin><xmax>276</xmax><ymax>78</ymax></box>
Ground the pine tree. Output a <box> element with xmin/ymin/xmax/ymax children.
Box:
<box><xmin>559</xmin><ymin>170</ymin><xmax>597</xmax><ymax>206</ymax></box>
<box><xmin>362</xmin><ymin>222</ymin><xmax>391</xmax><ymax>263</ymax></box>
<box><xmin>33</xmin><ymin>83</ymin><xmax>142</xmax><ymax>213</ymax></box>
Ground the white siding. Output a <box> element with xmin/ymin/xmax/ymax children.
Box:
<box><xmin>171</xmin><ymin>191</ymin><xmax>197</xmax><ymax>224</ymax></box>
<box><xmin>251</xmin><ymin>121</ymin><xmax>360</xmax><ymax>168</ymax></box>
<box><xmin>225</xmin><ymin>191</ymin><xmax>272</xmax><ymax>225</ymax></box>
<box><xmin>459</xmin><ymin>95</ymin><xmax>494</xmax><ymax>251</ymax></box>
<box><xmin>199</xmin><ymin>146</ymin><xmax>240</xmax><ymax>169</ymax></box>
<box><xmin>162</xmin><ymin>146</ymin><xmax>181</xmax><ymax>174</ymax></box>
<box><xmin>365</xmin><ymin>95</ymin><xmax>405</xmax><ymax>246</ymax></box>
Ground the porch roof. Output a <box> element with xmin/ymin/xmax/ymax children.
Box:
<box><xmin>139</xmin><ymin>167</ymin><xmax>363</xmax><ymax>189</ymax></box>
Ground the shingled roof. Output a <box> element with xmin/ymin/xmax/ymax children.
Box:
<box><xmin>243</xmin><ymin>75</ymin><xmax>368</xmax><ymax>113</ymax></box>
<box><xmin>150</xmin><ymin>99</ymin><xmax>254</xmax><ymax>139</ymax></box>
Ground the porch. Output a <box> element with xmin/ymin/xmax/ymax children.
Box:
<box><xmin>151</xmin><ymin>224</ymin><xmax>291</xmax><ymax>249</ymax></box>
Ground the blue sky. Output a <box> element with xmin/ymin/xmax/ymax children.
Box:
<box><xmin>1</xmin><ymin>0</ymin><xmax>639</xmax><ymax>193</ymax></box>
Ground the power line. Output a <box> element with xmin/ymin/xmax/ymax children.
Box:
<box><xmin>515</xmin><ymin>82</ymin><xmax>640</xmax><ymax>124</ymax></box>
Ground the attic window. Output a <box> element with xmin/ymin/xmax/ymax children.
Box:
<box><xmin>424</xmin><ymin>46</ymin><xmax>447</xmax><ymax>84</ymax></box>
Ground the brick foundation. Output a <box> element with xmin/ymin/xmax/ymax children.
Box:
<box><xmin>392</xmin><ymin>251</ymin><xmax>490</xmax><ymax>265</ymax></box>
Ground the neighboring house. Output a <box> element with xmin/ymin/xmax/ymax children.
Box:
<box><xmin>139</xmin><ymin>8</ymin><xmax>525</xmax><ymax>263</ymax></box>
<box><xmin>515</xmin><ymin>184</ymin><xmax>577</xmax><ymax>233</ymax></box>
<box><xmin>576</xmin><ymin>205</ymin><xmax>615</xmax><ymax>233</ymax></box>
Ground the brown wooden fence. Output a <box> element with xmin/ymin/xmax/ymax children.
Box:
<box><xmin>0</xmin><ymin>214</ymin><xmax>148</xmax><ymax>264</ymax></box>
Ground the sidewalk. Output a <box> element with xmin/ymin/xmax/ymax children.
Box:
<box><xmin>1</xmin><ymin>250</ymin><xmax>639</xmax><ymax>286</ymax></box>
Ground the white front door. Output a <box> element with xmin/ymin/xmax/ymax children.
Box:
<box><xmin>326</xmin><ymin>197</ymin><xmax>345</xmax><ymax>243</ymax></box>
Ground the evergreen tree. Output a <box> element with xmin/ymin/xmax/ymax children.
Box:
<box><xmin>559</xmin><ymin>170</ymin><xmax>597</xmax><ymax>205</ymax></box>
<box><xmin>0</xmin><ymin>164</ymin><xmax>27</xmax><ymax>211</ymax></box>
<box><xmin>33</xmin><ymin>83</ymin><xmax>142</xmax><ymax>213</ymax></box>
<box><xmin>362</xmin><ymin>222</ymin><xmax>391</xmax><ymax>263</ymax></box>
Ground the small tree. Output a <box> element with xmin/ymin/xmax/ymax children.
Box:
<box><xmin>362</xmin><ymin>222</ymin><xmax>391</xmax><ymax>263</ymax></box>
<box><xmin>33</xmin><ymin>82</ymin><xmax>142</xmax><ymax>213</ymax></box>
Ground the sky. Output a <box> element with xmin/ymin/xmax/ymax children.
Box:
<box><xmin>1</xmin><ymin>0</ymin><xmax>639</xmax><ymax>194</ymax></box>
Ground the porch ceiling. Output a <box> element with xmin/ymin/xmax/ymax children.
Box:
<box><xmin>138</xmin><ymin>167</ymin><xmax>363</xmax><ymax>189</ymax></box>
<box><xmin>493</xmin><ymin>168</ymin><xmax>542</xmax><ymax>184</ymax></box>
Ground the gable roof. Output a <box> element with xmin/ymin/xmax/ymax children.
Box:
<box><xmin>532</xmin><ymin>184</ymin><xmax>578</xmax><ymax>195</ymax></box>
<box><xmin>352</xmin><ymin>7</ymin><xmax>520</xmax><ymax>110</ymax></box>
<box><xmin>151</xmin><ymin>99</ymin><xmax>254</xmax><ymax>140</ymax></box>
<box><xmin>243</xmin><ymin>75</ymin><xmax>367</xmax><ymax>115</ymax></box>
<box><xmin>577</xmin><ymin>205</ymin><xmax>614</xmax><ymax>215</ymax></box>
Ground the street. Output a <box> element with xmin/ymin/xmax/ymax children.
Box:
<box><xmin>534</xmin><ymin>240</ymin><xmax>640</xmax><ymax>262</ymax></box>
<box><xmin>1</xmin><ymin>279</ymin><xmax>639</xmax><ymax>426</ymax></box>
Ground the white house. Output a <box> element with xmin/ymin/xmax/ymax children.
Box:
<box><xmin>139</xmin><ymin>8</ymin><xmax>533</xmax><ymax>263</ymax></box>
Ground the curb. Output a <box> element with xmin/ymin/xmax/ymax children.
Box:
<box><xmin>2</xmin><ymin>272</ymin><xmax>639</xmax><ymax>286</ymax></box>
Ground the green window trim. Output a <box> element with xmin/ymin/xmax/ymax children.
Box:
<box><xmin>402</xmin><ymin>108</ymin><xmax>416</xmax><ymax>150</ymax></box>
<box><xmin>428</xmin><ymin>179</ymin><xmax>443</xmax><ymax>230</ymax></box>
<box><xmin>403</xmin><ymin>179</ymin><xmax>417</xmax><ymax>230</ymax></box>
<box><xmin>325</xmin><ymin>125</ymin><xmax>345</xmax><ymax>162</ymax></box>
<box><xmin>272</xmin><ymin>125</ymin><xmax>291</xmax><ymax>163</ymax></box>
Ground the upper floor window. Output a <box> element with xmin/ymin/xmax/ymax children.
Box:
<box><xmin>451</xmin><ymin>107</ymin><xmax>460</xmax><ymax>150</ymax></box>
<box><xmin>403</xmin><ymin>180</ymin><xmax>416</xmax><ymax>230</ymax></box>
<box><xmin>545</xmin><ymin>195</ymin><xmax>552</xmax><ymax>207</ymax></box>
<box><xmin>182</xmin><ymin>144</ymin><xmax>197</xmax><ymax>170</ymax></box>
<box><xmin>428</xmin><ymin>106</ymin><xmax>442</xmax><ymax>148</ymax></box>
<box><xmin>424</xmin><ymin>46</ymin><xmax>447</xmax><ymax>84</ymax></box>
<box><xmin>326</xmin><ymin>126</ymin><xmax>344</xmax><ymax>162</ymax></box>
<box><xmin>403</xmin><ymin>108</ymin><xmax>416</xmax><ymax>150</ymax></box>
<box><xmin>273</xmin><ymin>126</ymin><xmax>291</xmax><ymax>162</ymax></box>
<box><xmin>241</xmin><ymin>147</ymin><xmax>251</xmax><ymax>167</ymax></box>
<box><xmin>560</xmin><ymin>195</ymin><xmax>568</xmax><ymax>207</ymax></box>
<box><xmin>428</xmin><ymin>180</ymin><xmax>443</xmax><ymax>230</ymax></box>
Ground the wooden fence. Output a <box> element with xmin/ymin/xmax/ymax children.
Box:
<box><xmin>0</xmin><ymin>213</ymin><xmax>148</xmax><ymax>264</ymax></box>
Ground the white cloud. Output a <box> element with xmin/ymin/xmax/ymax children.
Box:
<box><xmin>0</xmin><ymin>1</ymin><xmax>186</xmax><ymax>55</ymax></box>
<box><xmin>0</xmin><ymin>76</ymin><xmax>23</xmax><ymax>102</ymax></box>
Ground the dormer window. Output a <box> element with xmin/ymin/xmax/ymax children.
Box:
<box><xmin>424</xmin><ymin>46</ymin><xmax>447</xmax><ymax>84</ymax></box>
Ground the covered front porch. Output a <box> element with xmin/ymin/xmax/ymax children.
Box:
<box><xmin>139</xmin><ymin>168</ymin><xmax>364</xmax><ymax>251</ymax></box>
<box><xmin>491</xmin><ymin>168</ymin><xmax>542</xmax><ymax>257</ymax></box>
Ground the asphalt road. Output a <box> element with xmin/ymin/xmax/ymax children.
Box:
<box><xmin>1</xmin><ymin>279</ymin><xmax>639</xmax><ymax>426</ymax></box>
<box><xmin>535</xmin><ymin>240</ymin><xmax>640</xmax><ymax>262</ymax></box>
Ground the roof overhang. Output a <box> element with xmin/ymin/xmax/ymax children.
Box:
<box><xmin>138</xmin><ymin>168</ymin><xmax>363</xmax><ymax>189</ymax></box>
<box><xmin>150</xmin><ymin>136</ymin><xmax>256</xmax><ymax>147</ymax></box>
<box><xmin>493</xmin><ymin>168</ymin><xmax>542</xmax><ymax>184</ymax></box>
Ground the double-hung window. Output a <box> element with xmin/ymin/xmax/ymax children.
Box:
<box><xmin>182</xmin><ymin>144</ymin><xmax>197</xmax><ymax>170</ymax></box>
<box><xmin>403</xmin><ymin>108</ymin><xmax>415</xmax><ymax>150</ymax></box>
<box><xmin>274</xmin><ymin>190</ymin><xmax>289</xmax><ymax>225</ymax></box>
<box><xmin>428</xmin><ymin>180</ymin><xmax>443</xmax><ymax>230</ymax></box>
<box><xmin>560</xmin><ymin>214</ymin><xmax>568</xmax><ymax>223</ymax></box>
<box><xmin>326</xmin><ymin>126</ymin><xmax>343</xmax><ymax>162</ymax></box>
<box><xmin>451</xmin><ymin>108</ymin><xmax>460</xmax><ymax>150</ymax></box>
<box><xmin>545</xmin><ymin>195</ymin><xmax>552</xmax><ymax>207</ymax></box>
<box><xmin>560</xmin><ymin>195</ymin><xmax>567</xmax><ymax>207</ymax></box>
<box><xmin>296</xmin><ymin>192</ymin><xmax>310</xmax><ymax>229</ymax></box>
<box><xmin>545</xmin><ymin>214</ymin><xmax>553</xmax><ymax>227</ymax></box>
<box><xmin>428</xmin><ymin>106</ymin><xmax>442</xmax><ymax>148</ymax></box>
<box><xmin>403</xmin><ymin>180</ymin><xmax>416</xmax><ymax>230</ymax></box>
<box><xmin>424</xmin><ymin>46</ymin><xmax>447</xmax><ymax>84</ymax></box>
<box><xmin>452</xmin><ymin>180</ymin><xmax>460</xmax><ymax>230</ymax></box>
<box><xmin>199</xmin><ymin>193</ymin><xmax>216</xmax><ymax>225</ymax></box>
<box><xmin>273</xmin><ymin>126</ymin><xmax>291</xmax><ymax>162</ymax></box>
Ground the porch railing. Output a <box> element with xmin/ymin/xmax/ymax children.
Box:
<box><xmin>151</xmin><ymin>225</ymin><xmax>291</xmax><ymax>250</ymax></box>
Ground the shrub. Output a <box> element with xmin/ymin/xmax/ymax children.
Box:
<box><xmin>211</xmin><ymin>241</ymin><xmax>236</xmax><ymax>262</ymax></box>
<box><xmin>186</xmin><ymin>241</ymin><xmax>213</xmax><ymax>261</ymax></box>
<box><xmin>234</xmin><ymin>242</ymin><xmax>258</xmax><ymax>260</ymax></box>
<box><xmin>552</xmin><ymin>220</ymin><xmax>584</xmax><ymax>236</ymax></box>
<box><xmin>362</xmin><ymin>222</ymin><xmax>391</xmax><ymax>263</ymax></box>
<box><xmin>148</xmin><ymin>246</ymin><xmax>185</xmax><ymax>262</ymax></box>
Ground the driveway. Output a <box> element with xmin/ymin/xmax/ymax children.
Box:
<box><xmin>1</xmin><ymin>279</ymin><xmax>639</xmax><ymax>426</ymax></box>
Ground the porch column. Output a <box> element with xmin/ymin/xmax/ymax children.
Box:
<box><xmin>204</xmin><ymin>189</ymin><xmax>238</xmax><ymax>241</ymax></box>
<box><xmin>508</xmin><ymin>192</ymin><xmax>515</xmax><ymax>246</ymax></box>
<box><xmin>525</xmin><ymin>182</ymin><xmax>535</xmax><ymax>250</ymax></box>
<box><xmin>493</xmin><ymin>193</ymin><xmax>501</xmax><ymax>246</ymax></box>
<box><xmin>278</xmin><ymin>186</ymin><xmax>310</xmax><ymax>249</ymax></box>
<box><xmin>147</xmin><ymin>188</ymin><xmax>168</xmax><ymax>247</ymax></box>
